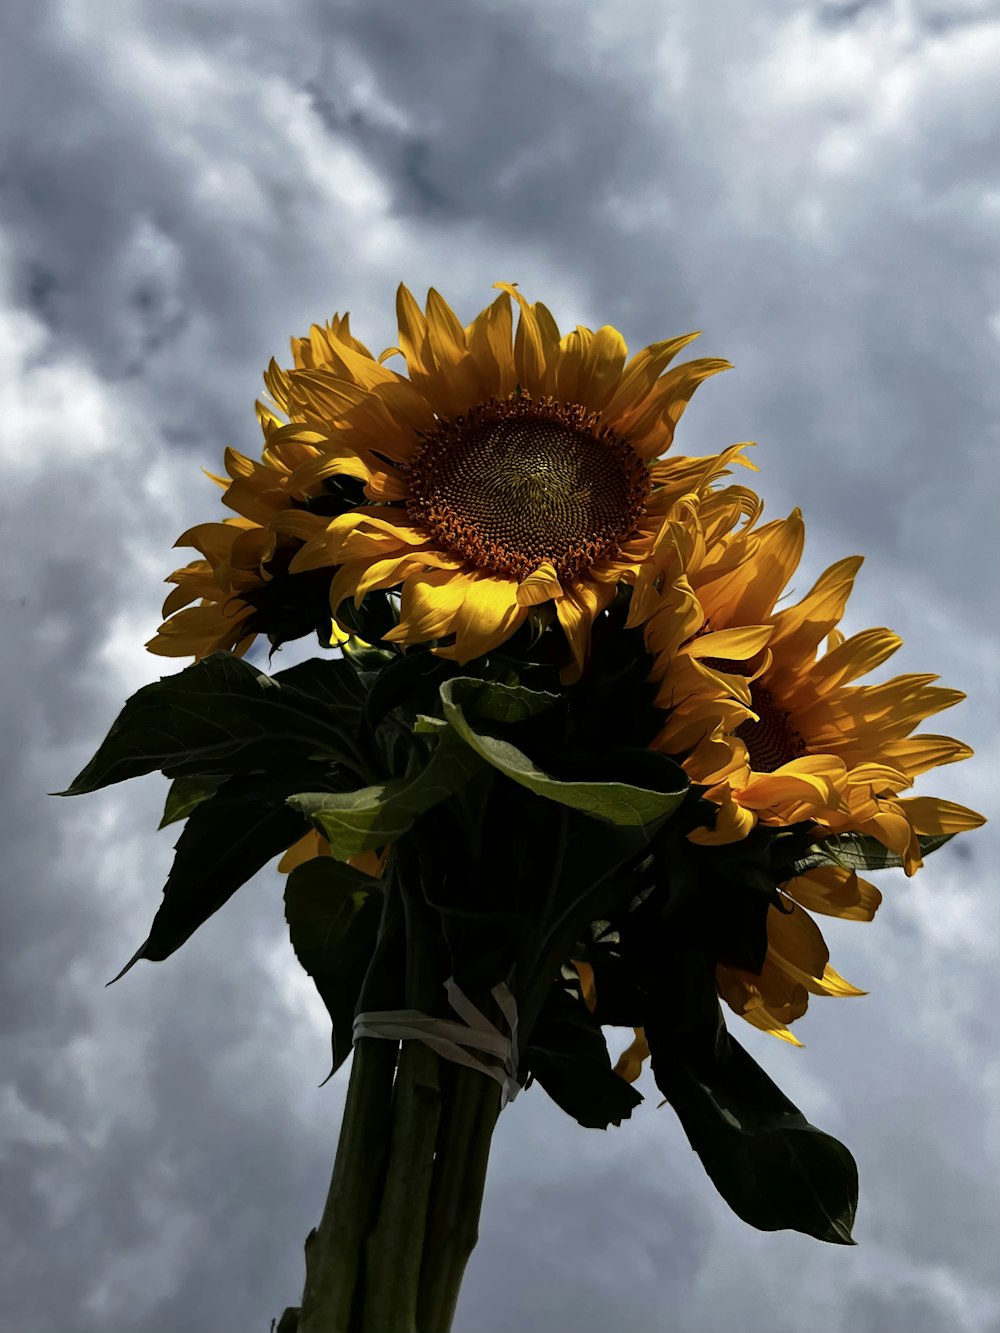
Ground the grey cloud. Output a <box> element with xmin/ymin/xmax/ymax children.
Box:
<box><xmin>2</xmin><ymin>0</ymin><xmax>998</xmax><ymax>1329</ymax></box>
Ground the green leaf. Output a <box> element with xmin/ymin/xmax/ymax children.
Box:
<box><xmin>522</xmin><ymin>982</ymin><xmax>642</xmax><ymax>1129</ymax></box>
<box><xmin>439</xmin><ymin>677</ymin><xmax>687</xmax><ymax>830</ymax></box>
<box><xmin>289</xmin><ymin>731</ymin><xmax>485</xmax><ymax>858</ymax></box>
<box><xmin>451</xmin><ymin>677</ymin><xmax>561</xmax><ymax>725</ymax></box>
<box><xmin>61</xmin><ymin>653</ymin><xmax>368</xmax><ymax>796</ymax></box>
<box><xmin>158</xmin><ymin>774</ymin><xmax>223</xmax><ymax>829</ymax></box>
<box><xmin>645</xmin><ymin>995</ymin><xmax>858</xmax><ymax>1244</ymax></box>
<box><xmin>795</xmin><ymin>831</ymin><xmax>954</xmax><ymax>875</ymax></box>
<box><xmin>361</xmin><ymin>650</ymin><xmax>456</xmax><ymax>735</ymax></box>
<box><xmin>515</xmin><ymin>810</ymin><xmax>659</xmax><ymax>1038</ymax></box>
<box><xmin>284</xmin><ymin>857</ymin><xmax>383</xmax><ymax>1078</ymax></box>
<box><xmin>111</xmin><ymin>767</ymin><xmax>333</xmax><ymax>978</ymax></box>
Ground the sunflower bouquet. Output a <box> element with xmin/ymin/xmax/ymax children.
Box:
<box><xmin>65</xmin><ymin>285</ymin><xmax>983</xmax><ymax>1332</ymax></box>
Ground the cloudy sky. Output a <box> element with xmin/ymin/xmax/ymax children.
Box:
<box><xmin>2</xmin><ymin>0</ymin><xmax>999</xmax><ymax>1328</ymax></box>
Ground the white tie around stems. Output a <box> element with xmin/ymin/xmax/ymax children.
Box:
<box><xmin>353</xmin><ymin>977</ymin><xmax>521</xmax><ymax>1107</ymax></box>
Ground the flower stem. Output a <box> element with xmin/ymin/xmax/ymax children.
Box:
<box><xmin>417</xmin><ymin>1066</ymin><xmax>501</xmax><ymax>1333</ymax></box>
<box><xmin>294</xmin><ymin>1036</ymin><xmax>398</xmax><ymax>1333</ymax></box>
<box><xmin>362</xmin><ymin>1039</ymin><xmax>443</xmax><ymax>1331</ymax></box>
<box><xmin>292</xmin><ymin>876</ymin><xmax>406</xmax><ymax>1333</ymax></box>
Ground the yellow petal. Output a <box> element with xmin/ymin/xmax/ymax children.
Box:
<box><xmin>766</xmin><ymin>901</ymin><xmax>828</xmax><ymax>981</ymax></box>
<box><xmin>625</xmin><ymin>358</ymin><xmax>733</xmax><ymax>460</ymax></box>
<box><xmin>613</xmin><ymin>1029</ymin><xmax>650</xmax><ymax>1084</ymax></box>
<box><xmin>493</xmin><ymin>282</ymin><xmax>556</xmax><ymax>393</ymax></box>
<box><xmin>602</xmin><ymin>333</ymin><xmax>702</xmax><ymax>426</ymax></box>
<box><xmin>383</xmin><ymin>567</ymin><xmax>472</xmax><ymax>643</ymax></box>
<box><xmin>783</xmin><ymin>866</ymin><xmax>882</xmax><ymax>922</ymax></box>
<box><xmin>737</xmin><ymin>755</ymin><xmax>846</xmax><ymax>810</ymax></box>
<box><xmin>425</xmin><ymin>288</ymin><xmax>468</xmax><ymax>364</ymax></box>
<box><xmin>686</xmin><ymin>624</ymin><xmax>775</xmax><ymax>662</ymax></box>
<box><xmin>767</xmin><ymin>556</ymin><xmax>864</xmax><ymax>663</ymax></box>
<box><xmin>465</xmin><ymin>290</ymin><xmax>515</xmax><ymax>398</ymax></box>
<box><xmin>799</xmin><ymin>627</ymin><xmax>903</xmax><ymax>695</ymax></box>
<box><xmin>575</xmin><ymin>325</ymin><xmax>629</xmax><ymax>413</ymax></box>
<box><xmin>700</xmin><ymin>512</ymin><xmax>805</xmax><ymax>629</ymax></box>
<box><xmin>571</xmin><ymin>960</ymin><xmax>597</xmax><ymax>1012</ymax></box>
<box><xmin>880</xmin><ymin>734</ymin><xmax>974</xmax><ymax>778</ymax></box>
<box><xmin>516</xmin><ymin>561</ymin><xmax>563</xmax><ymax>606</ymax></box>
<box><xmin>899</xmin><ymin>796</ymin><xmax>986</xmax><ymax>835</ymax></box>
<box><xmin>555</xmin><ymin>580</ymin><xmax>616</xmax><ymax>683</ymax></box>
<box><xmin>395</xmin><ymin>283</ymin><xmax>433</xmax><ymax>379</ymax></box>
<box><xmin>277</xmin><ymin>829</ymin><xmax>330</xmax><ymax>874</ymax></box>
<box><xmin>436</xmin><ymin>572</ymin><xmax>527</xmax><ymax>663</ymax></box>
<box><xmin>688</xmin><ymin>783</ymin><xmax>757</xmax><ymax>844</ymax></box>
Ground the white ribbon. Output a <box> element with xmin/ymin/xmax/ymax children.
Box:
<box><xmin>353</xmin><ymin>976</ymin><xmax>521</xmax><ymax>1107</ymax></box>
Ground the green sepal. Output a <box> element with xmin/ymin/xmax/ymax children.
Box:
<box><xmin>289</xmin><ymin>730</ymin><xmax>485</xmax><ymax>859</ymax></box>
<box><xmin>439</xmin><ymin>677</ymin><xmax>687</xmax><ymax>831</ymax></box>
<box><xmin>284</xmin><ymin>857</ymin><xmax>383</xmax><ymax>1079</ymax></box>
<box><xmin>158</xmin><ymin>775</ymin><xmax>223</xmax><ymax>829</ymax></box>
<box><xmin>794</xmin><ymin>831</ymin><xmax>954</xmax><ymax>875</ymax></box>
<box><xmin>522</xmin><ymin>982</ymin><xmax>643</xmax><ymax>1129</ymax></box>
<box><xmin>60</xmin><ymin>652</ymin><xmax>368</xmax><ymax>795</ymax></box>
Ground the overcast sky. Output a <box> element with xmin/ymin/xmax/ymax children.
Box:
<box><xmin>2</xmin><ymin>0</ymin><xmax>999</xmax><ymax>1329</ymax></box>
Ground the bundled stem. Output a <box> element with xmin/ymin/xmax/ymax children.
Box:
<box><xmin>283</xmin><ymin>852</ymin><xmax>504</xmax><ymax>1333</ymax></box>
<box><xmin>294</xmin><ymin>1037</ymin><xmax>398</xmax><ymax>1333</ymax></box>
<box><xmin>418</xmin><ymin>1067</ymin><xmax>501</xmax><ymax>1333</ymax></box>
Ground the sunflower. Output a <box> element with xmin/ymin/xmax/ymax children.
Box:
<box><xmin>630</xmin><ymin>490</ymin><xmax>985</xmax><ymax>1043</ymax></box>
<box><xmin>147</xmin><ymin>398</ymin><xmax>358</xmax><ymax>658</ymax></box>
<box><xmin>202</xmin><ymin>283</ymin><xmax>744</xmax><ymax>681</ymax></box>
<box><xmin>642</xmin><ymin>499</ymin><xmax>982</xmax><ymax>865</ymax></box>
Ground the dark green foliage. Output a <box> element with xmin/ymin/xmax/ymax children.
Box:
<box><xmin>284</xmin><ymin>858</ymin><xmax>384</xmax><ymax>1078</ymax></box>
<box><xmin>646</xmin><ymin>1016</ymin><xmax>858</xmax><ymax>1245</ymax></box>
<box><xmin>795</xmin><ymin>830</ymin><xmax>954</xmax><ymax>874</ymax></box>
<box><xmin>67</xmin><ymin>583</ymin><xmax>872</xmax><ymax>1245</ymax></box>
<box><xmin>60</xmin><ymin>652</ymin><xmax>369</xmax><ymax>795</ymax></box>
<box><xmin>158</xmin><ymin>774</ymin><xmax>223</xmax><ymax>829</ymax></box>
<box><xmin>112</xmin><ymin>765</ymin><xmax>343</xmax><ymax>979</ymax></box>
<box><xmin>290</xmin><ymin>730</ymin><xmax>486</xmax><ymax>858</ymax></box>
<box><xmin>522</xmin><ymin>984</ymin><xmax>643</xmax><ymax>1130</ymax></box>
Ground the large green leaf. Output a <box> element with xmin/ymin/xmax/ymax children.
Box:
<box><xmin>111</xmin><ymin>768</ymin><xmax>329</xmax><ymax>979</ymax></box>
<box><xmin>61</xmin><ymin>653</ymin><xmax>368</xmax><ymax>795</ymax></box>
<box><xmin>648</xmin><ymin>1023</ymin><xmax>858</xmax><ymax>1244</ymax></box>
<box><xmin>522</xmin><ymin>982</ymin><xmax>642</xmax><ymax>1129</ymax></box>
<box><xmin>289</xmin><ymin>730</ymin><xmax>485</xmax><ymax>858</ymax></box>
<box><xmin>439</xmin><ymin>677</ymin><xmax>687</xmax><ymax>830</ymax></box>
<box><xmin>794</xmin><ymin>831</ymin><xmax>954</xmax><ymax>875</ymax></box>
<box><xmin>284</xmin><ymin>857</ymin><xmax>383</xmax><ymax>1078</ymax></box>
<box><xmin>514</xmin><ymin>809</ymin><xmax>661</xmax><ymax>1039</ymax></box>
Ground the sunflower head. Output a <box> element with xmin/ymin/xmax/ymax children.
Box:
<box><xmin>633</xmin><ymin>486</ymin><xmax>985</xmax><ymax>1044</ymax></box>
<box><xmin>150</xmin><ymin>283</ymin><xmax>745</xmax><ymax>681</ymax></box>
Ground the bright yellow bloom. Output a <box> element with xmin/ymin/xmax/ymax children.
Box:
<box><xmin>155</xmin><ymin>283</ymin><xmax>743</xmax><ymax>679</ymax></box>
<box><xmin>631</xmin><ymin>487</ymin><xmax>985</xmax><ymax>1044</ymax></box>
<box><xmin>643</xmin><ymin>496</ymin><xmax>982</xmax><ymax>865</ymax></box>
<box><xmin>147</xmin><ymin>411</ymin><xmax>353</xmax><ymax>658</ymax></box>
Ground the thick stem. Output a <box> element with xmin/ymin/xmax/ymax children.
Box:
<box><xmin>294</xmin><ymin>1037</ymin><xmax>398</xmax><ymax>1333</ymax></box>
<box><xmin>362</xmin><ymin>1040</ymin><xmax>443</xmax><ymax>1331</ymax></box>
<box><xmin>417</xmin><ymin>1068</ymin><xmax>502</xmax><ymax>1333</ymax></box>
<box><xmin>292</xmin><ymin>878</ymin><xmax>406</xmax><ymax>1333</ymax></box>
<box><xmin>363</xmin><ymin>866</ymin><xmax>445</xmax><ymax>1331</ymax></box>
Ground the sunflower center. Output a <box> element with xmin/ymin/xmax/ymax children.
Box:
<box><xmin>735</xmin><ymin>683</ymin><xmax>807</xmax><ymax>774</ymax></box>
<box><xmin>404</xmin><ymin>395</ymin><xmax>650</xmax><ymax>580</ymax></box>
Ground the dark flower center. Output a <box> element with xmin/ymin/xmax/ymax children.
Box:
<box><xmin>700</xmin><ymin>655</ymin><xmax>808</xmax><ymax>773</ymax></box>
<box><xmin>404</xmin><ymin>395</ymin><xmax>650</xmax><ymax>580</ymax></box>
<box><xmin>735</xmin><ymin>683</ymin><xmax>807</xmax><ymax>773</ymax></box>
